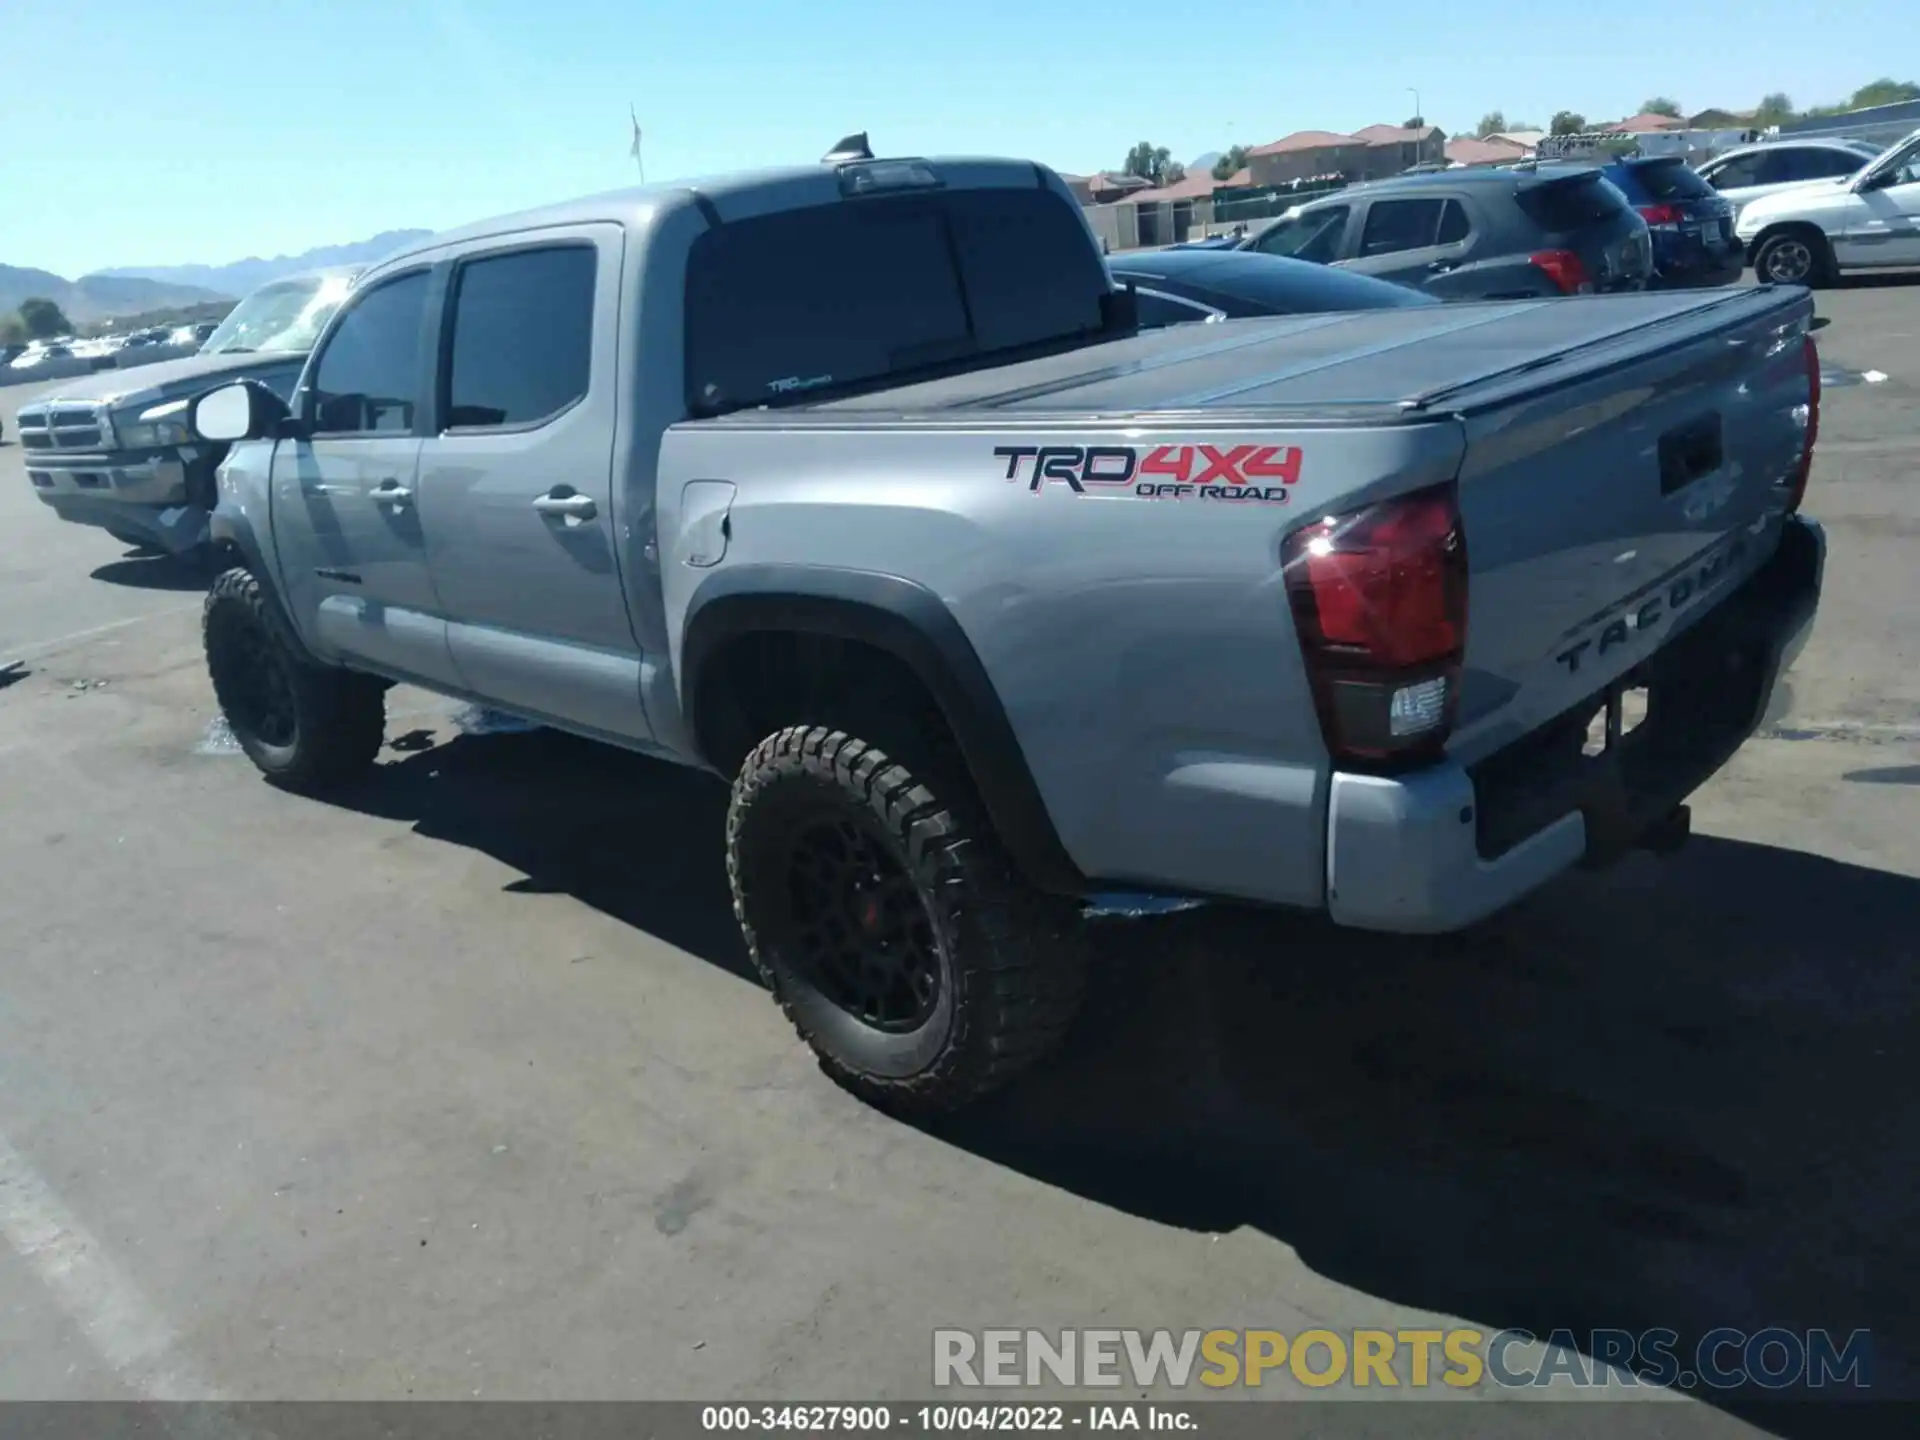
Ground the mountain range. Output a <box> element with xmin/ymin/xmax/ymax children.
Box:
<box><xmin>92</xmin><ymin>230</ymin><xmax>434</xmax><ymax>302</ymax></box>
<box><xmin>2</xmin><ymin>230</ymin><xmax>436</xmax><ymax>327</ymax></box>
<box><xmin>0</xmin><ymin>267</ymin><xmax>231</xmax><ymax>325</ymax></box>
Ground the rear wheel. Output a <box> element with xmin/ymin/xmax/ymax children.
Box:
<box><xmin>202</xmin><ymin>567</ymin><xmax>385</xmax><ymax>792</ymax></box>
<box><xmin>727</xmin><ymin>724</ymin><xmax>1087</xmax><ymax>1115</ymax></box>
<box><xmin>1754</xmin><ymin>228</ymin><xmax>1834</xmax><ymax>288</ymax></box>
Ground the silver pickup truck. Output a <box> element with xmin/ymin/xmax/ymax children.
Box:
<box><xmin>185</xmin><ymin>142</ymin><xmax>1825</xmax><ymax>1114</ymax></box>
<box><xmin>16</xmin><ymin>267</ymin><xmax>358</xmax><ymax>556</ymax></box>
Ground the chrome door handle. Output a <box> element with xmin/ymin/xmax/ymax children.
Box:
<box><xmin>370</xmin><ymin>480</ymin><xmax>413</xmax><ymax>506</ymax></box>
<box><xmin>532</xmin><ymin>492</ymin><xmax>598</xmax><ymax>521</ymax></box>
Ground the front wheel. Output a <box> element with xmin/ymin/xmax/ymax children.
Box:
<box><xmin>202</xmin><ymin>567</ymin><xmax>386</xmax><ymax>792</ymax></box>
<box><xmin>1753</xmin><ymin>229</ymin><xmax>1834</xmax><ymax>288</ymax></box>
<box><xmin>727</xmin><ymin>726</ymin><xmax>1088</xmax><ymax>1115</ymax></box>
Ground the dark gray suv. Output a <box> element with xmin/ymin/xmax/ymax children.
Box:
<box><xmin>1240</xmin><ymin>166</ymin><xmax>1654</xmax><ymax>300</ymax></box>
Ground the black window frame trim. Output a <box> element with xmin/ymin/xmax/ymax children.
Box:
<box><xmin>432</xmin><ymin>236</ymin><xmax>603</xmax><ymax>438</ymax></box>
<box><xmin>298</xmin><ymin>264</ymin><xmax>441</xmax><ymax>443</ymax></box>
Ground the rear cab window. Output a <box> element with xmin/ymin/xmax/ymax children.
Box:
<box><xmin>683</xmin><ymin>186</ymin><xmax>1110</xmax><ymax>414</ymax></box>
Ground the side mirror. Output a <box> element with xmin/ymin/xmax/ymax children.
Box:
<box><xmin>190</xmin><ymin>379</ymin><xmax>293</xmax><ymax>443</ymax></box>
<box><xmin>1102</xmin><ymin>284</ymin><xmax>1140</xmax><ymax>332</ymax></box>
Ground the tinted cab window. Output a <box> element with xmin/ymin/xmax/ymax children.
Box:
<box><xmin>309</xmin><ymin>272</ymin><xmax>429</xmax><ymax>435</ymax></box>
<box><xmin>684</xmin><ymin>188</ymin><xmax>1108</xmax><ymax>414</ymax></box>
<box><xmin>445</xmin><ymin>246</ymin><xmax>595</xmax><ymax>428</ymax></box>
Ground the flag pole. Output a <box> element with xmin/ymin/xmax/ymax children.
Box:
<box><xmin>629</xmin><ymin>104</ymin><xmax>645</xmax><ymax>184</ymax></box>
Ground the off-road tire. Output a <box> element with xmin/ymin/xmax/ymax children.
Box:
<box><xmin>727</xmin><ymin>725</ymin><xmax>1088</xmax><ymax>1116</ymax></box>
<box><xmin>1753</xmin><ymin>227</ymin><xmax>1835</xmax><ymax>288</ymax></box>
<box><xmin>202</xmin><ymin>566</ymin><xmax>385</xmax><ymax>792</ymax></box>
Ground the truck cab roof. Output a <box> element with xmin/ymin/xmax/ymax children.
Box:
<box><xmin>378</xmin><ymin>156</ymin><xmax>1077</xmax><ymax>269</ymax></box>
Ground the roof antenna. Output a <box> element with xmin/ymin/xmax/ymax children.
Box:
<box><xmin>822</xmin><ymin>132</ymin><xmax>874</xmax><ymax>164</ymax></box>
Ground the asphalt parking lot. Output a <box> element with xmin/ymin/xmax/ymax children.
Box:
<box><xmin>2</xmin><ymin>283</ymin><xmax>1917</xmax><ymax>1436</ymax></box>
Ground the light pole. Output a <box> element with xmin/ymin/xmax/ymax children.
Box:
<box><xmin>1408</xmin><ymin>87</ymin><xmax>1421</xmax><ymax>127</ymax></box>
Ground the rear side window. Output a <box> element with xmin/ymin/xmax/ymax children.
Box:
<box><xmin>1436</xmin><ymin>199</ymin><xmax>1471</xmax><ymax>243</ymax></box>
<box><xmin>1515</xmin><ymin>173</ymin><xmax>1628</xmax><ymax>231</ymax></box>
<box><xmin>684</xmin><ymin>189</ymin><xmax>1106</xmax><ymax>413</ymax></box>
<box><xmin>310</xmin><ymin>271</ymin><xmax>429</xmax><ymax>435</ymax></box>
<box><xmin>1631</xmin><ymin>160</ymin><xmax>1714</xmax><ymax>201</ymax></box>
<box><xmin>445</xmin><ymin>246</ymin><xmax>596</xmax><ymax>429</ymax></box>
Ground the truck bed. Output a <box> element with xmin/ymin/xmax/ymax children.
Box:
<box><xmin>662</xmin><ymin>283</ymin><xmax>1816</xmax><ymax>919</ymax></box>
<box><xmin>736</xmin><ymin>287</ymin><xmax>1808</xmax><ymax>423</ymax></box>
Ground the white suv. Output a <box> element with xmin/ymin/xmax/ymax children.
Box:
<box><xmin>1735</xmin><ymin>128</ymin><xmax>1920</xmax><ymax>286</ymax></box>
<box><xmin>1700</xmin><ymin>138</ymin><xmax>1881</xmax><ymax>219</ymax></box>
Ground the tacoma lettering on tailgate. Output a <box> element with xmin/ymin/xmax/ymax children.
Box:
<box><xmin>1554</xmin><ymin>533</ymin><xmax>1749</xmax><ymax>674</ymax></box>
<box><xmin>994</xmin><ymin>444</ymin><xmax>1302</xmax><ymax>504</ymax></box>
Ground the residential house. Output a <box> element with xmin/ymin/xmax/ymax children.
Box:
<box><xmin>1080</xmin><ymin>167</ymin><xmax>1253</xmax><ymax>251</ymax></box>
<box><xmin>1246</xmin><ymin>124</ymin><xmax>1445</xmax><ymax>186</ymax></box>
<box><xmin>1444</xmin><ymin>135</ymin><xmax>1529</xmax><ymax>168</ymax></box>
<box><xmin>1059</xmin><ymin>171</ymin><xmax>1156</xmax><ymax>205</ymax></box>
<box><xmin>1350</xmin><ymin>123</ymin><xmax>1447</xmax><ymax>178</ymax></box>
<box><xmin>1688</xmin><ymin>108</ymin><xmax>1754</xmax><ymax>129</ymax></box>
<box><xmin>1606</xmin><ymin>112</ymin><xmax>1689</xmax><ymax>134</ymax></box>
<box><xmin>1246</xmin><ymin>130</ymin><xmax>1371</xmax><ymax>186</ymax></box>
<box><xmin>1489</xmin><ymin>130</ymin><xmax>1544</xmax><ymax>150</ymax></box>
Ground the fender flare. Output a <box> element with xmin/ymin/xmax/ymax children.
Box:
<box><xmin>681</xmin><ymin>566</ymin><xmax>1087</xmax><ymax>897</ymax></box>
<box><xmin>208</xmin><ymin>502</ymin><xmax>319</xmax><ymax>666</ymax></box>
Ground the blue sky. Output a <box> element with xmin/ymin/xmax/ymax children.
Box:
<box><xmin>0</xmin><ymin>0</ymin><xmax>1902</xmax><ymax>277</ymax></box>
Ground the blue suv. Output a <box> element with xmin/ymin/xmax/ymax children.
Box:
<box><xmin>1600</xmin><ymin>156</ymin><xmax>1741</xmax><ymax>288</ymax></box>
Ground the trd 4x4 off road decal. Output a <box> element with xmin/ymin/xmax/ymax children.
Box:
<box><xmin>993</xmin><ymin>444</ymin><xmax>1302</xmax><ymax>503</ymax></box>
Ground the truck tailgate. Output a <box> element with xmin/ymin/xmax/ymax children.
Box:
<box><xmin>1431</xmin><ymin>287</ymin><xmax>1816</xmax><ymax>765</ymax></box>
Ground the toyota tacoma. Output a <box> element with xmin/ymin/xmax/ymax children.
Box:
<box><xmin>183</xmin><ymin>139</ymin><xmax>1825</xmax><ymax>1113</ymax></box>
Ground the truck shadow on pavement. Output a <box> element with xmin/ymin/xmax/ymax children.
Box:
<box><xmin>335</xmin><ymin>729</ymin><xmax>1913</xmax><ymax>1431</ymax></box>
<box><xmin>90</xmin><ymin>554</ymin><xmax>215</xmax><ymax>591</ymax></box>
<box><xmin>935</xmin><ymin>841</ymin><xmax>1918</xmax><ymax>1431</ymax></box>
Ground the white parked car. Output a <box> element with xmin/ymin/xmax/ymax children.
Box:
<box><xmin>1735</xmin><ymin>127</ymin><xmax>1920</xmax><ymax>286</ymax></box>
<box><xmin>1699</xmin><ymin>138</ymin><xmax>1882</xmax><ymax>219</ymax></box>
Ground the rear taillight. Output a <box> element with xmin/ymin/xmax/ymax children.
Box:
<box><xmin>1282</xmin><ymin>483</ymin><xmax>1468</xmax><ymax>769</ymax></box>
<box><xmin>1529</xmin><ymin>249</ymin><xmax>1592</xmax><ymax>295</ymax></box>
<box><xmin>1637</xmin><ymin>202</ymin><xmax>1683</xmax><ymax>228</ymax></box>
<box><xmin>1787</xmin><ymin>333</ymin><xmax>1820</xmax><ymax>512</ymax></box>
